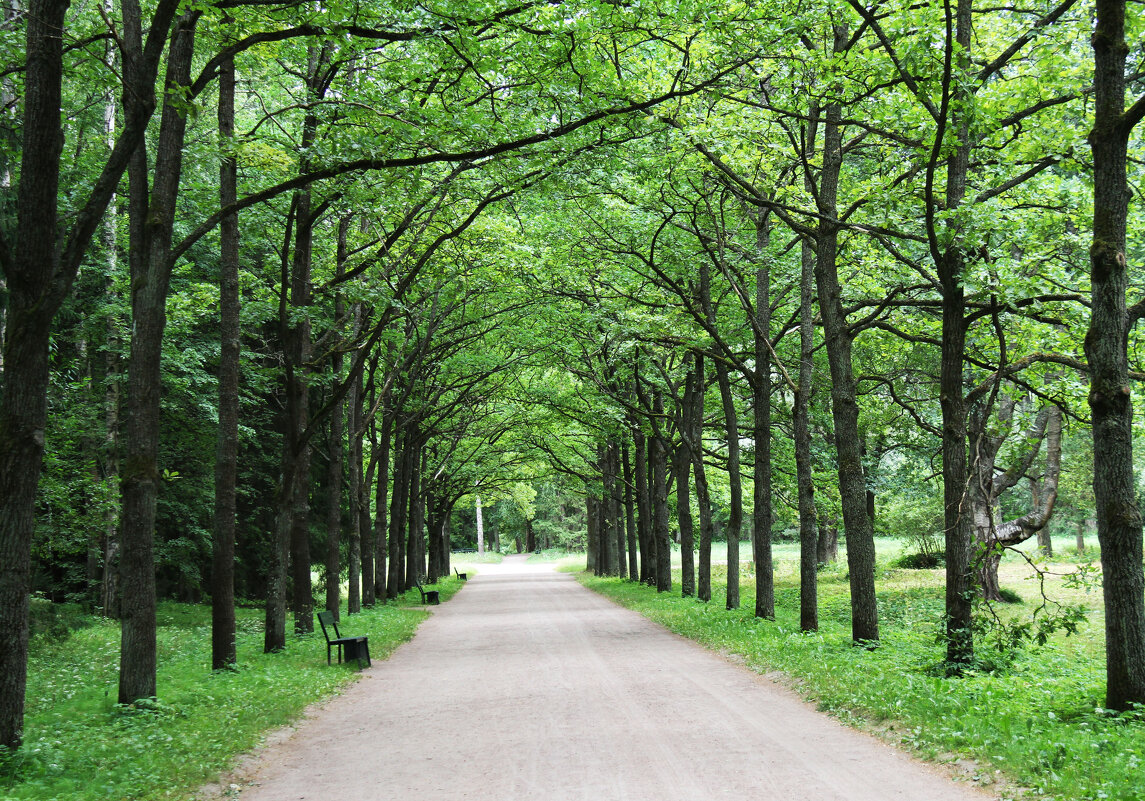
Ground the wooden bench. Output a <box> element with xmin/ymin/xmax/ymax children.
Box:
<box><xmin>316</xmin><ymin>610</ymin><xmax>371</xmax><ymax>669</ymax></box>
<box><xmin>414</xmin><ymin>578</ymin><xmax>440</xmax><ymax>605</ymax></box>
<box><xmin>454</xmin><ymin>567</ymin><xmax>467</xmax><ymax>581</ymax></box>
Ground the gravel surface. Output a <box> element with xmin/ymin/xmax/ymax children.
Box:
<box><xmin>222</xmin><ymin>555</ymin><xmax>996</xmax><ymax>801</ymax></box>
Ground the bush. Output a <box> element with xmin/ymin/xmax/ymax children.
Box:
<box><xmin>891</xmin><ymin>551</ymin><xmax>945</xmax><ymax>569</ymax></box>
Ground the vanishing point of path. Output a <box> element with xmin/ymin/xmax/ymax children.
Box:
<box><xmin>225</xmin><ymin>556</ymin><xmax>995</xmax><ymax>801</ymax></box>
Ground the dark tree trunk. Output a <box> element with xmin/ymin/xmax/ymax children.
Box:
<box><xmin>360</xmin><ymin>430</ymin><xmax>375</xmax><ymax>606</ymax></box>
<box><xmin>812</xmin><ymin>79</ymin><xmax>879</xmax><ymax>644</ymax></box>
<box><xmin>673</xmin><ymin>425</ymin><xmax>691</xmax><ymax>595</ymax></box>
<box><xmin>1087</xmin><ymin>0</ymin><xmax>1145</xmax><ymax>711</ymax></box>
<box><xmin>373</xmin><ymin>401</ymin><xmax>391</xmax><ymax>602</ymax></box>
<box><xmin>690</xmin><ymin>354</ymin><xmax>715</xmax><ymax>602</ymax></box>
<box><xmin>286</xmin><ymin>216</ymin><xmax>313</xmax><ymax>635</ymax></box>
<box><xmin>387</xmin><ymin>423</ymin><xmax>408</xmax><ymax>598</ymax></box>
<box><xmin>212</xmin><ymin>41</ymin><xmax>239</xmax><ymax>669</ymax></box>
<box><xmin>751</xmin><ymin>218</ymin><xmax>774</xmax><ymax>619</ymax></box>
<box><xmin>405</xmin><ymin>444</ymin><xmax>424</xmax><ymax>585</ymax></box>
<box><xmin>119</xmin><ymin>12</ymin><xmax>199</xmax><ymax>704</ymax></box>
<box><xmin>622</xmin><ymin>442</ymin><xmax>638</xmax><ymax>580</ymax></box>
<box><xmin>347</xmin><ymin>370</ymin><xmax>362</xmax><ymax>614</ymax></box>
<box><xmin>0</xmin><ymin>0</ymin><xmax>177</xmax><ymax>747</ymax></box>
<box><xmin>714</xmin><ymin>361</ymin><xmax>741</xmax><ymax>610</ymax></box>
<box><xmin>359</xmin><ymin>360</ymin><xmax>375</xmax><ymax>606</ymax></box>
<box><xmin>325</xmin><ymin>404</ymin><xmax>343</xmax><ymax>618</ymax></box>
<box><xmin>937</xmin><ymin>0</ymin><xmax>974</xmax><ymax>668</ymax></box>
<box><xmin>586</xmin><ymin>493</ymin><xmax>599</xmax><ymax>573</ymax></box>
<box><xmin>599</xmin><ymin>445</ymin><xmax>616</xmax><ymax>575</ymax></box>
<box><xmin>0</xmin><ymin>0</ymin><xmax>64</xmax><ymax>744</ymax></box>
<box><xmin>633</xmin><ymin>425</ymin><xmax>654</xmax><ymax>584</ymax></box>
<box><xmin>611</xmin><ymin>442</ymin><xmax>626</xmax><ymax>578</ymax></box>
<box><xmin>796</xmin><ymin>220</ymin><xmax>819</xmax><ymax>632</ymax></box>
<box><xmin>651</xmin><ymin>391</ymin><xmax>673</xmax><ymax>593</ymax></box>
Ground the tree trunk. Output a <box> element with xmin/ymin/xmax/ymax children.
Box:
<box><xmin>813</xmin><ymin>81</ymin><xmax>878</xmax><ymax>644</ymax></box>
<box><xmin>212</xmin><ymin>40</ymin><xmax>239</xmax><ymax>669</ymax></box>
<box><xmin>969</xmin><ymin>402</ymin><xmax>1064</xmax><ymax>600</ymax></box>
<box><xmin>633</xmin><ymin>425</ymin><xmax>654</xmax><ymax>584</ymax></box>
<box><xmin>119</xmin><ymin>11</ymin><xmax>200</xmax><ymax>704</ymax></box>
<box><xmin>372</xmin><ymin>401</ymin><xmax>391</xmax><ymax>602</ymax></box>
<box><xmin>937</xmin><ymin>0</ymin><xmax>974</xmax><ymax>669</ymax></box>
<box><xmin>689</xmin><ymin>354</ymin><xmax>714</xmax><ymax>602</ymax></box>
<box><xmin>406</xmin><ymin>444</ymin><xmax>424</xmax><ymax>585</ymax></box>
<box><xmin>599</xmin><ymin>445</ymin><xmax>616</xmax><ymax>575</ymax></box>
<box><xmin>610</xmin><ymin>442</ymin><xmax>626</xmax><ymax>578</ymax></box>
<box><xmin>347</xmin><ymin>372</ymin><xmax>362</xmax><ymax>614</ymax></box>
<box><xmin>714</xmin><ymin>361</ymin><xmax>741</xmax><ymax>610</ymax></box>
<box><xmin>674</xmin><ymin>389</ymin><xmax>695</xmax><ymax>597</ymax></box>
<box><xmin>359</xmin><ymin>367</ymin><xmax>375</xmax><ymax>605</ymax></box>
<box><xmin>586</xmin><ymin>493</ymin><xmax>599</xmax><ymax>573</ymax></box>
<box><xmin>651</xmin><ymin>391</ymin><xmax>673</xmax><ymax>593</ymax></box>
<box><xmin>622</xmin><ymin>441</ymin><xmax>639</xmax><ymax>580</ymax></box>
<box><xmin>476</xmin><ymin>493</ymin><xmax>485</xmax><ymax>556</ymax></box>
<box><xmin>325</xmin><ymin>402</ymin><xmax>343</xmax><ymax>618</ymax></box>
<box><xmin>752</xmin><ymin>218</ymin><xmax>774</xmax><ymax>619</ymax></box>
<box><xmin>387</xmin><ymin>424</ymin><xmax>408</xmax><ymax>598</ymax></box>
<box><xmin>796</xmin><ymin>216</ymin><xmax>819</xmax><ymax>632</ymax></box>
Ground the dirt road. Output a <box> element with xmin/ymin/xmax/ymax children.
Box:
<box><xmin>224</xmin><ymin>556</ymin><xmax>995</xmax><ymax>801</ymax></box>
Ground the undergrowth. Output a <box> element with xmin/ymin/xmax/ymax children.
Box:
<box><xmin>1</xmin><ymin>577</ymin><xmax>462</xmax><ymax>801</ymax></box>
<box><xmin>579</xmin><ymin>570</ymin><xmax>1143</xmax><ymax>801</ymax></box>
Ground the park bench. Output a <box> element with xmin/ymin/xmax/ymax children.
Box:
<box><xmin>316</xmin><ymin>610</ymin><xmax>371</xmax><ymax>669</ymax></box>
<box><xmin>414</xmin><ymin>578</ymin><xmax>440</xmax><ymax>605</ymax></box>
<box><xmin>454</xmin><ymin>567</ymin><xmax>467</xmax><ymax>581</ymax></box>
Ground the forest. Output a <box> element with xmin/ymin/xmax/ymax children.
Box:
<box><xmin>0</xmin><ymin>0</ymin><xmax>1143</xmax><ymax>783</ymax></box>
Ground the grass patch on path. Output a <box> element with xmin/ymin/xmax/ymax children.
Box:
<box><xmin>579</xmin><ymin>570</ymin><xmax>1144</xmax><ymax>801</ymax></box>
<box><xmin>2</xmin><ymin>577</ymin><xmax>463</xmax><ymax>801</ymax></box>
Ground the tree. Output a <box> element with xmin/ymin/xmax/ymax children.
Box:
<box><xmin>1086</xmin><ymin>0</ymin><xmax>1145</xmax><ymax>710</ymax></box>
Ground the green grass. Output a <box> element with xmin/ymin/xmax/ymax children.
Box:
<box><xmin>579</xmin><ymin>540</ymin><xmax>1142</xmax><ymax>801</ymax></box>
<box><xmin>1</xmin><ymin>577</ymin><xmax>463</xmax><ymax>801</ymax></box>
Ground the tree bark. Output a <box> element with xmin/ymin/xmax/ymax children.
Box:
<box><xmin>119</xmin><ymin>11</ymin><xmax>199</xmax><ymax>704</ymax></box>
<box><xmin>610</xmin><ymin>442</ymin><xmax>626</xmax><ymax>578</ymax></box>
<box><xmin>1087</xmin><ymin>0</ymin><xmax>1145</xmax><ymax>709</ymax></box>
<box><xmin>812</xmin><ymin>70</ymin><xmax>878</xmax><ymax>644</ymax></box>
<box><xmin>406</xmin><ymin>443</ymin><xmax>424</xmax><ymax>585</ymax></box>
<box><xmin>796</xmin><ymin>216</ymin><xmax>819</xmax><ymax>632</ymax></box>
<box><xmin>675</xmin><ymin>370</ymin><xmax>696</xmax><ymax>597</ymax></box>
<box><xmin>937</xmin><ymin>0</ymin><xmax>974</xmax><ymax>668</ymax></box>
<box><xmin>651</xmin><ymin>390</ymin><xmax>673</xmax><ymax>593</ymax></box>
<box><xmin>622</xmin><ymin>441</ymin><xmax>638</xmax><ymax>580</ymax></box>
<box><xmin>689</xmin><ymin>354</ymin><xmax>714</xmax><ymax>602</ymax></box>
<box><xmin>714</xmin><ymin>360</ymin><xmax>741</xmax><ymax>610</ymax></box>
<box><xmin>751</xmin><ymin>217</ymin><xmax>774</xmax><ymax>619</ymax></box>
<box><xmin>372</xmin><ymin>398</ymin><xmax>392</xmax><ymax>602</ymax></box>
<box><xmin>347</xmin><ymin>371</ymin><xmax>362</xmax><ymax>614</ymax></box>
<box><xmin>586</xmin><ymin>493</ymin><xmax>599</xmax><ymax>573</ymax></box>
<box><xmin>387</xmin><ymin>423</ymin><xmax>408</xmax><ymax>598</ymax></box>
<box><xmin>633</xmin><ymin>425</ymin><xmax>654</xmax><ymax>585</ymax></box>
<box><xmin>325</xmin><ymin>398</ymin><xmax>344</xmax><ymax>618</ymax></box>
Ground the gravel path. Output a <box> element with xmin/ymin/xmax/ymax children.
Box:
<box><xmin>224</xmin><ymin>555</ymin><xmax>996</xmax><ymax>801</ymax></box>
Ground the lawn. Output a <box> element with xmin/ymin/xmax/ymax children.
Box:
<box><xmin>1</xmin><ymin>577</ymin><xmax>463</xmax><ymax>801</ymax></box>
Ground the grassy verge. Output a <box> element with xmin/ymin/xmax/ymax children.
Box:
<box><xmin>1</xmin><ymin>577</ymin><xmax>463</xmax><ymax>801</ymax></box>
<box><xmin>579</xmin><ymin>547</ymin><xmax>1143</xmax><ymax>801</ymax></box>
